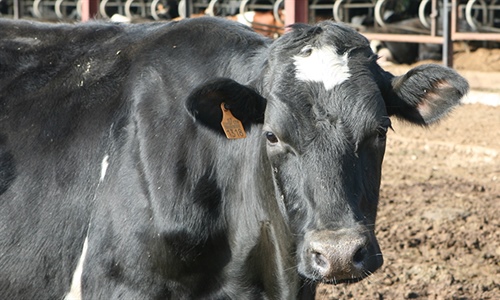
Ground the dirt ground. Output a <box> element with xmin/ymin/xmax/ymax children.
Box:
<box><xmin>454</xmin><ymin>48</ymin><xmax>500</xmax><ymax>73</ymax></box>
<box><xmin>317</xmin><ymin>49</ymin><xmax>500</xmax><ymax>299</ymax></box>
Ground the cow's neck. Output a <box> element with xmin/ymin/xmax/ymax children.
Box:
<box><xmin>217</xmin><ymin>129</ymin><xmax>298</xmax><ymax>298</ymax></box>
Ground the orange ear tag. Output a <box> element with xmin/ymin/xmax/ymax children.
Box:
<box><xmin>220</xmin><ymin>103</ymin><xmax>246</xmax><ymax>139</ymax></box>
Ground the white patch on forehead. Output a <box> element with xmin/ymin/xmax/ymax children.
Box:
<box><xmin>293</xmin><ymin>45</ymin><xmax>351</xmax><ymax>90</ymax></box>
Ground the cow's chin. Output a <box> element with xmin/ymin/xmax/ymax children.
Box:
<box><xmin>299</xmin><ymin>252</ymin><xmax>384</xmax><ymax>285</ymax></box>
<box><xmin>319</xmin><ymin>274</ymin><xmax>367</xmax><ymax>285</ymax></box>
<box><xmin>299</xmin><ymin>267</ymin><xmax>371</xmax><ymax>285</ymax></box>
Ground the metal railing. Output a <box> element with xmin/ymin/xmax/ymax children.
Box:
<box><xmin>1</xmin><ymin>0</ymin><xmax>498</xmax><ymax>66</ymax></box>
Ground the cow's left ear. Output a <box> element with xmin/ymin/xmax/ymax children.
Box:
<box><xmin>381</xmin><ymin>64</ymin><xmax>469</xmax><ymax>125</ymax></box>
<box><xmin>186</xmin><ymin>78</ymin><xmax>267</xmax><ymax>133</ymax></box>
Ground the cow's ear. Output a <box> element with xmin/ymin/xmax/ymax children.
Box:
<box><xmin>382</xmin><ymin>64</ymin><xmax>469</xmax><ymax>125</ymax></box>
<box><xmin>186</xmin><ymin>78</ymin><xmax>266</xmax><ymax>133</ymax></box>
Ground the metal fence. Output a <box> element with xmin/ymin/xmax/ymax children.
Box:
<box><xmin>1</xmin><ymin>0</ymin><xmax>499</xmax><ymax>66</ymax></box>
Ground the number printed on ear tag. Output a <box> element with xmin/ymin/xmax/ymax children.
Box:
<box><xmin>220</xmin><ymin>103</ymin><xmax>246</xmax><ymax>139</ymax></box>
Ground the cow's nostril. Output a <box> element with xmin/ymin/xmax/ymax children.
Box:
<box><xmin>311</xmin><ymin>251</ymin><xmax>329</xmax><ymax>270</ymax></box>
<box><xmin>352</xmin><ymin>246</ymin><xmax>366</xmax><ymax>265</ymax></box>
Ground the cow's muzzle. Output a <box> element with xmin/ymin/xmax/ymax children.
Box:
<box><xmin>300</xmin><ymin>228</ymin><xmax>383</xmax><ymax>284</ymax></box>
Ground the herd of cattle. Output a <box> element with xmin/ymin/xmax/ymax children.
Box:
<box><xmin>0</xmin><ymin>14</ymin><xmax>469</xmax><ymax>299</ymax></box>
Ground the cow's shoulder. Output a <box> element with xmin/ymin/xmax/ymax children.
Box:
<box><xmin>154</xmin><ymin>17</ymin><xmax>270</xmax><ymax>53</ymax></box>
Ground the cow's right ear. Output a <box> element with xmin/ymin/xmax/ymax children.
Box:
<box><xmin>379</xmin><ymin>64</ymin><xmax>469</xmax><ymax>126</ymax></box>
<box><xmin>186</xmin><ymin>78</ymin><xmax>267</xmax><ymax>134</ymax></box>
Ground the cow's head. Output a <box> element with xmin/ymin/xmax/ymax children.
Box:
<box><xmin>186</xmin><ymin>21</ymin><xmax>468</xmax><ymax>284</ymax></box>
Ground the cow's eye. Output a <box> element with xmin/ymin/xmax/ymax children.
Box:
<box><xmin>377</xmin><ymin>126</ymin><xmax>388</xmax><ymax>139</ymax></box>
<box><xmin>265</xmin><ymin>131</ymin><xmax>279</xmax><ymax>144</ymax></box>
<box><xmin>377</xmin><ymin>117</ymin><xmax>392</xmax><ymax>139</ymax></box>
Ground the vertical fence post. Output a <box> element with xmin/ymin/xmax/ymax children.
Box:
<box><xmin>13</xmin><ymin>0</ymin><xmax>21</xmax><ymax>19</ymax></box>
<box><xmin>285</xmin><ymin>0</ymin><xmax>308</xmax><ymax>26</ymax></box>
<box><xmin>185</xmin><ymin>0</ymin><xmax>192</xmax><ymax>18</ymax></box>
<box><xmin>81</xmin><ymin>0</ymin><xmax>100</xmax><ymax>21</ymax></box>
<box><xmin>442</xmin><ymin>0</ymin><xmax>453</xmax><ymax>67</ymax></box>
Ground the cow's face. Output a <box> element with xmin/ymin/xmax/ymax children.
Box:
<box><xmin>185</xmin><ymin>21</ymin><xmax>468</xmax><ymax>285</ymax></box>
<box><xmin>260</xmin><ymin>22</ymin><xmax>467</xmax><ymax>283</ymax></box>
<box><xmin>261</xmin><ymin>23</ymin><xmax>390</xmax><ymax>283</ymax></box>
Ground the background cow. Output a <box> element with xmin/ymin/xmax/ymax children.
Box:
<box><xmin>0</xmin><ymin>17</ymin><xmax>468</xmax><ymax>299</ymax></box>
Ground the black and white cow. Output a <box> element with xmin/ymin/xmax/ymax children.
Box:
<box><xmin>0</xmin><ymin>17</ymin><xmax>467</xmax><ymax>299</ymax></box>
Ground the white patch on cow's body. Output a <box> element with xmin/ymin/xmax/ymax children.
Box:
<box><xmin>100</xmin><ymin>155</ymin><xmax>109</xmax><ymax>182</ymax></box>
<box><xmin>65</xmin><ymin>236</ymin><xmax>88</xmax><ymax>300</ymax></box>
<box><xmin>84</xmin><ymin>61</ymin><xmax>91</xmax><ymax>74</ymax></box>
<box><xmin>293</xmin><ymin>45</ymin><xmax>351</xmax><ymax>90</ymax></box>
<box><xmin>13</xmin><ymin>37</ymin><xmax>41</xmax><ymax>46</ymax></box>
